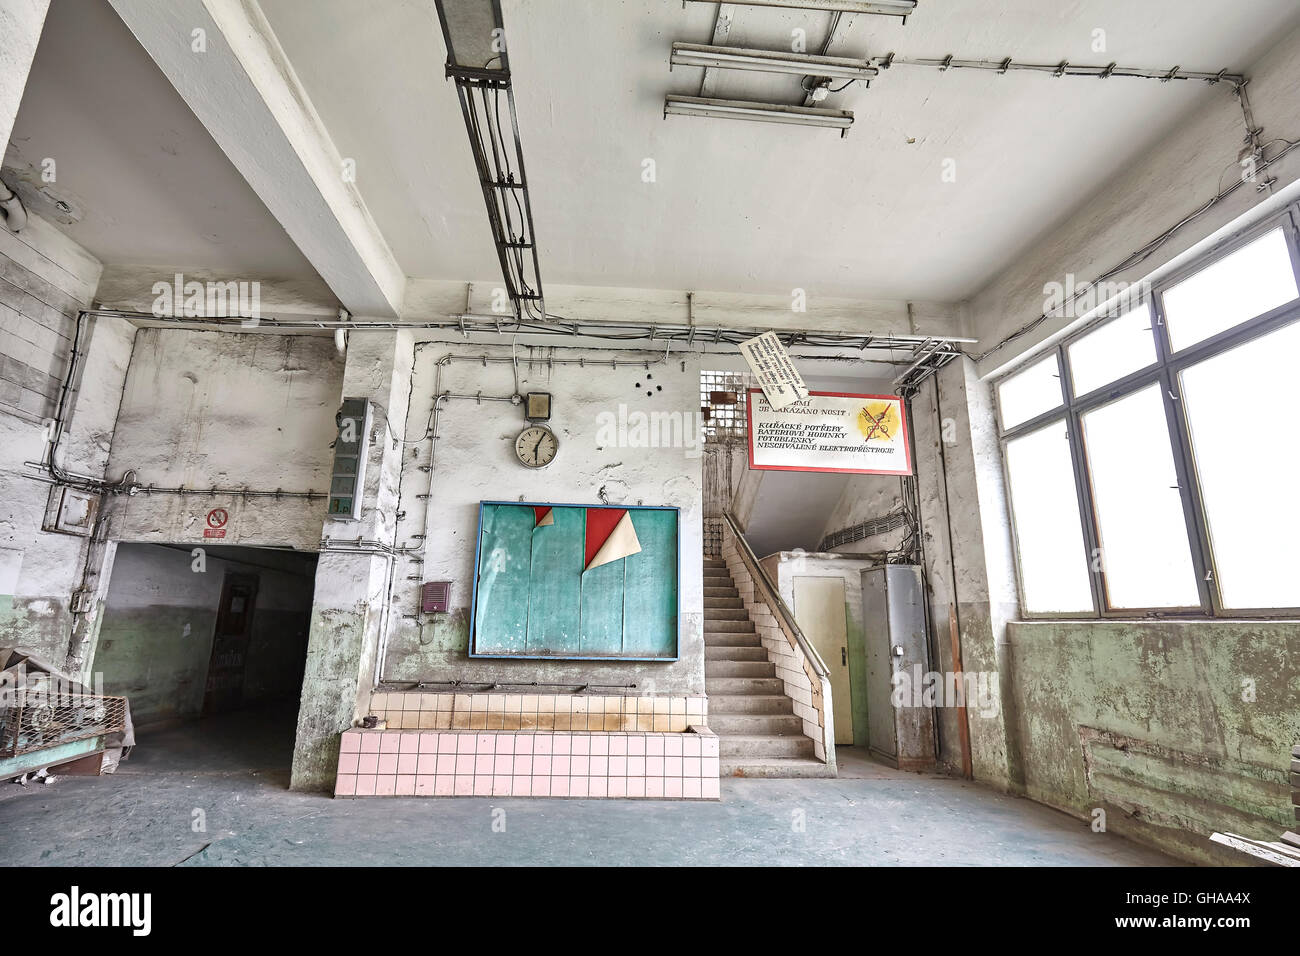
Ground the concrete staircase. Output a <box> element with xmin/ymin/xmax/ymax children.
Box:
<box><xmin>703</xmin><ymin>556</ymin><xmax>826</xmax><ymax>777</ymax></box>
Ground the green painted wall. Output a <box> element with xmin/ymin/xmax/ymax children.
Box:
<box><xmin>1005</xmin><ymin>619</ymin><xmax>1300</xmax><ymax>863</ymax></box>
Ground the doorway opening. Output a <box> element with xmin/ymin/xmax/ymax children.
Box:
<box><xmin>91</xmin><ymin>543</ymin><xmax>318</xmax><ymax>782</ymax></box>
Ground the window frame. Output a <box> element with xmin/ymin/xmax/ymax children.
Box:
<box><xmin>995</xmin><ymin>207</ymin><xmax>1300</xmax><ymax>620</ymax></box>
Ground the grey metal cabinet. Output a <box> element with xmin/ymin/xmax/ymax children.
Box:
<box><xmin>861</xmin><ymin>565</ymin><xmax>935</xmax><ymax>770</ymax></box>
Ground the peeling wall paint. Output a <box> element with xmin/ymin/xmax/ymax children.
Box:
<box><xmin>1006</xmin><ymin>619</ymin><xmax>1300</xmax><ymax>864</ymax></box>
<box><xmin>101</xmin><ymin>328</ymin><xmax>344</xmax><ymax>549</ymax></box>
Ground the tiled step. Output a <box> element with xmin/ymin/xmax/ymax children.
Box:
<box><xmin>708</xmin><ymin>694</ymin><xmax>794</xmax><ymax>715</ymax></box>
<box><xmin>719</xmin><ymin>734</ymin><xmax>815</xmax><ymax>759</ymax></box>
<box><xmin>704</xmin><ymin>631</ymin><xmax>763</xmax><ymax>648</ymax></box>
<box><xmin>704</xmin><ymin>620</ymin><xmax>755</xmax><ymax>634</ymax></box>
<box><xmin>704</xmin><ymin>645</ymin><xmax>768</xmax><ymax>661</ymax></box>
<box><xmin>705</xmin><ymin>660</ymin><xmax>776</xmax><ymax>679</ymax></box>
<box><xmin>708</xmin><ymin>713</ymin><xmax>804</xmax><ymax>736</ymax></box>
<box><xmin>706</xmin><ymin>676</ymin><xmax>785</xmax><ymax>696</ymax></box>
<box><xmin>720</xmin><ymin>757</ymin><xmax>834</xmax><ymax>779</ymax></box>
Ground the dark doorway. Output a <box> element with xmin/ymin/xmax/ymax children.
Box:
<box><xmin>92</xmin><ymin>543</ymin><xmax>317</xmax><ymax>780</ymax></box>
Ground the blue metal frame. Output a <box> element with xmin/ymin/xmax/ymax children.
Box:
<box><xmin>468</xmin><ymin>500</ymin><xmax>681</xmax><ymax>661</ymax></box>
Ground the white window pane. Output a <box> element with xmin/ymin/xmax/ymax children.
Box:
<box><xmin>1081</xmin><ymin>384</ymin><xmax>1200</xmax><ymax>609</ymax></box>
<box><xmin>1067</xmin><ymin>304</ymin><xmax>1157</xmax><ymax>396</ymax></box>
<box><xmin>1163</xmin><ymin>228</ymin><xmax>1298</xmax><ymax>351</ymax></box>
<box><xmin>997</xmin><ymin>354</ymin><xmax>1062</xmax><ymax>430</ymax></box>
<box><xmin>1005</xmin><ymin>422</ymin><xmax>1094</xmax><ymax>613</ymax></box>
<box><xmin>1181</xmin><ymin>321</ymin><xmax>1300</xmax><ymax>608</ymax></box>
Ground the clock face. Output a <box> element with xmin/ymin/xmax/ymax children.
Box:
<box><xmin>515</xmin><ymin>425</ymin><xmax>558</xmax><ymax>468</ymax></box>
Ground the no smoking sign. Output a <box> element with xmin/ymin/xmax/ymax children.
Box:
<box><xmin>204</xmin><ymin>507</ymin><xmax>229</xmax><ymax>539</ymax></box>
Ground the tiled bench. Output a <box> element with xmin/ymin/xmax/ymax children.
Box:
<box><xmin>335</xmin><ymin>727</ymin><xmax>721</xmax><ymax>800</ymax></box>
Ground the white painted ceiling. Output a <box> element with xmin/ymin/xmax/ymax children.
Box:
<box><xmin>261</xmin><ymin>0</ymin><xmax>1300</xmax><ymax>300</ymax></box>
<box><xmin>7</xmin><ymin>0</ymin><xmax>1300</xmax><ymax>304</ymax></box>
<box><xmin>2</xmin><ymin>0</ymin><xmax>319</xmax><ymax>279</ymax></box>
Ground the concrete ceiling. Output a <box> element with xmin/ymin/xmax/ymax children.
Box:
<box><xmin>6</xmin><ymin>0</ymin><xmax>1300</xmax><ymax>308</ymax></box>
<box><xmin>260</xmin><ymin>0</ymin><xmax>1300</xmax><ymax>300</ymax></box>
<box><xmin>2</xmin><ymin>0</ymin><xmax>320</xmax><ymax>280</ymax></box>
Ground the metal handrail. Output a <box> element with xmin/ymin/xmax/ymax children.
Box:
<box><xmin>721</xmin><ymin>512</ymin><xmax>829</xmax><ymax>678</ymax></box>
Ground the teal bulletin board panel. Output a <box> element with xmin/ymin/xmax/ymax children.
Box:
<box><xmin>470</xmin><ymin>501</ymin><xmax>680</xmax><ymax>660</ymax></box>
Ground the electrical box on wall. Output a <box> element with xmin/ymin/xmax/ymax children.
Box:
<box><xmin>421</xmin><ymin>581</ymin><xmax>451</xmax><ymax>613</ymax></box>
<box><xmin>42</xmin><ymin>485</ymin><xmax>99</xmax><ymax>537</ymax></box>
<box><xmin>328</xmin><ymin>398</ymin><xmax>372</xmax><ymax>521</ymax></box>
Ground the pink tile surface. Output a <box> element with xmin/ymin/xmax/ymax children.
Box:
<box><xmin>335</xmin><ymin>729</ymin><xmax>724</xmax><ymax>800</ymax></box>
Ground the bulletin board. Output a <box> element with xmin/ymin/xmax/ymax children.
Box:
<box><xmin>469</xmin><ymin>501</ymin><xmax>680</xmax><ymax>660</ymax></box>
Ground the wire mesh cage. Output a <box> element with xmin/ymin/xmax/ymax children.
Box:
<box><xmin>700</xmin><ymin>370</ymin><xmax>754</xmax><ymax>443</ymax></box>
<box><xmin>0</xmin><ymin>692</ymin><xmax>128</xmax><ymax>758</ymax></box>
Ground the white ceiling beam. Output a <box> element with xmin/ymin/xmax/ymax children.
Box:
<box><xmin>108</xmin><ymin>0</ymin><xmax>405</xmax><ymax>318</ymax></box>
<box><xmin>699</xmin><ymin>3</ymin><xmax>737</xmax><ymax>98</ymax></box>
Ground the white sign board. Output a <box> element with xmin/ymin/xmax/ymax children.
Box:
<box><xmin>747</xmin><ymin>389</ymin><xmax>912</xmax><ymax>475</ymax></box>
<box><xmin>738</xmin><ymin>331</ymin><xmax>809</xmax><ymax>410</ymax></box>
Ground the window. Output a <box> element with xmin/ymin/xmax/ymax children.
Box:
<box><xmin>997</xmin><ymin>213</ymin><xmax>1300</xmax><ymax>617</ymax></box>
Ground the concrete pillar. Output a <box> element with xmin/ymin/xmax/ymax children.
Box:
<box><xmin>0</xmin><ymin>0</ymin><xmax>49</xmax><ymax>158</ymax></box>
<box><xmin>913</xmin><ymin>356</ymin><xmax>1023</xmax><ymax>791</ymax></box>
<box><xmin>290</xmin><ymin>330</ymin><xmax>413</xmax><ymax>791</ymax></box>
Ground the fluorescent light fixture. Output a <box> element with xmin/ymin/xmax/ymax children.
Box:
<box><xmin>664</xmin><ymin>95</ymin><xmax>854</xmax><ymax>133</ymax></box>
<box><xmin>684</xmin><ymin>0</ymin><xmax>917</xmax><ymax>18</ymax></box>
<box><xmin>671</xmin><ymin>42</ymin><xmax>878</xmax><ymax>81</ymax></box>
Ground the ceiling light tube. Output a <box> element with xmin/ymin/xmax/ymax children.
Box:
<box><xmin>664</xmin><ymin>95</ymin><xmax>854</xmax><ymax>134</ymax></box>
<box><xmin>684</xmin><ymin>0</ymin><xmax>917</xmax><ymax>19</ymax></box>
<box><xmin>671</xmin><ymin>42</ymin><xmax>878</xmax><ymax>81</ymax></box>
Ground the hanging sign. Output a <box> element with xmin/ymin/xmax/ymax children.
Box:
<box><xmin>747</xmin><ymin>389</ymin><xmax>912</xmax><ymax>475</ymax></box>
<box><xmin>739</xmin><ymin>331</ymin><xmax>809</xmax><ymax>410</ymax></box>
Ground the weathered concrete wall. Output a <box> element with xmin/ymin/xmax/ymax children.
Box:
<box><xmin>1005</xmin><ymin>619</ymin><xmax>1300</xmax><ymax>864</ymax></box>
<box><xmin>93</xmin><ymin>542</ymin><xmax>316</xmax><ymax>724</ymax></box>
<box><xmin>819</xmin><ymin>473</ymin><xmax>907</xmax><ymax>556</ymax></box>
<box><xmin>101</xmin><ymin>328</ymin><xmax>344</xmax><ymax>550</ymax></box>
<box><xmin>0</xmin><ymin>212</ymin><xmax>132</xmax><ymax>665</ymax></box>
<box><xmin>381</xmin><ymin>338</ymin><xmax>705</xmax><ymax>697</ymax></box>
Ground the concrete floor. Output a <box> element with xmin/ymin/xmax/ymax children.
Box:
<box><xmin>0</xmin><ymin>708</ymin><xmax>1175</xmax><ymax>866</ymax></box>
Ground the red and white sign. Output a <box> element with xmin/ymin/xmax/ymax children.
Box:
<box><xmin>204</xmin><ymin>507</ymin><xmax>229</xmax><ymax>539</ymax></box>
<box><xmin>747</xmin><ymin>389</ymin><xmax>912</xmax><ymax>476</ymax></box>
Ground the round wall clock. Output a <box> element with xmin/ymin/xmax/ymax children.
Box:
<box><xmin>515</xmin><ymin>424</ymin><xmax>558</xmax><ymax>468</ymax></box>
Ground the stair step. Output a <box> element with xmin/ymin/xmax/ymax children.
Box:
<box><xmin>704</xmin><ymin>620</ymin><xmax>754</xmax><ymax>634</ymax></box>
<box><xmin>704</xmin><ymin>631</ymin><xmax>763</xmax><ymax>648</ymax></box>
<box><xmin>708</xmin><ymin>713</ymin><xmax>804</xmax><ymax>735</ymax></box>
<box><xmin>708</xmin><ymin>694</ymin><xmax>795</xmax><ymax>715</ymax></box>
<box><xmin>720</xmin><ymin>757</ymin><xmax>833</xmax><ymax>779</ymax></box>
<box><xmin>704</xmin><ymin>586</ymin><xmax>738</xmax><ymax>598</ymax></box>
<box><xmin>706</xmin><ymin>677</ymin><xmax>785</xmax><ymax>695</ymax></box>
<box><xmin>719</xmin><ymin>734</ymin><xmax>815</xmax><ymax>759</ymax></box>
<box><xmin>703</xmin><ymin>560</ymin><xmax>726</xmax><ymax>570</ymax></box>
<box><xmin>704</xmin><ymin>645</ymin><xmax>768</xmax><ymax>661</ymax></box>
<box><xmin>705</xmin><ymin>660</ymin><xmax>776</xmax><ymax>678</ymax></box>
<box><xmin>703</xmin><ymin>596</ymin><xmax>743</xmax><ymax>609</ymax></box>
<box><xmin>704</xmin><ymin>608</ymin><xmax>748</xmax><ymax>622</ymax></box>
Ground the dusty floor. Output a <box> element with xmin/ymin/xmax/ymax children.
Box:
<box><xmin>0</xmin><ymin>708</ymin><xmax>1175</xmax><ymax>866</ymax></box>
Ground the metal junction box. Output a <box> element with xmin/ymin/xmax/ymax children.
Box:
<box><xmin>327</xmin><ymin>398</ymin><xmax>372</xmax><ymax>521</ymax></box>
<box><xmin>861</xmin><ymin>564</ymin><xmax>935</xmax><ymax>770</ymax></box>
